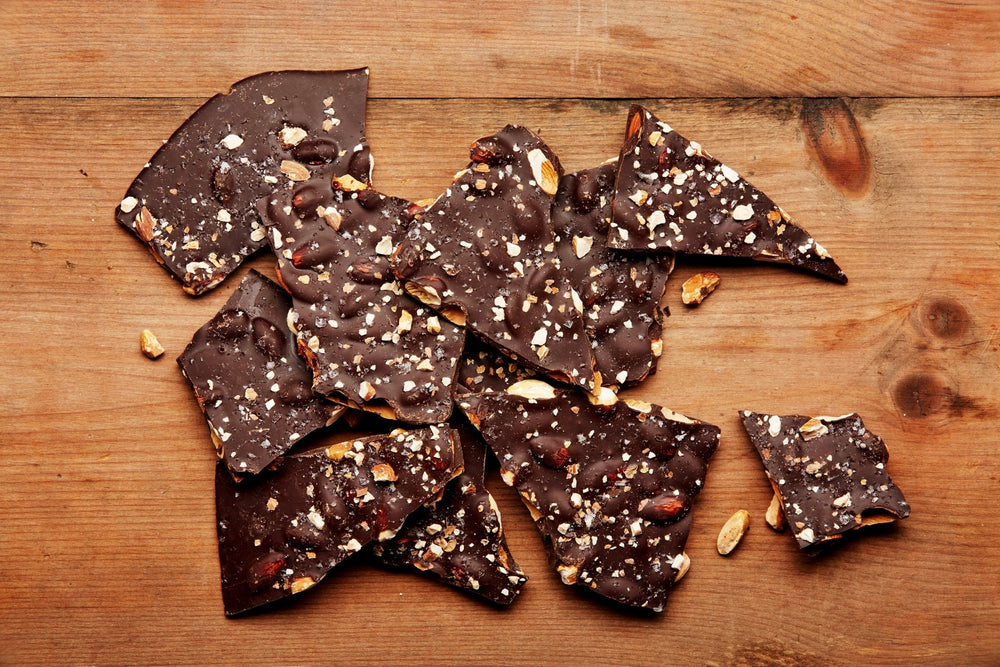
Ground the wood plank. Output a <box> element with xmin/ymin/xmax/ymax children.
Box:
<box><xmin>2</xmin><ymin>1</ymin><xmax>1000</xmax><ymax>98</ymax></box>
<box><xmin>1</xmin><ymin>97</ymin><xmax>999</xmax><ymax>664</ymax></box>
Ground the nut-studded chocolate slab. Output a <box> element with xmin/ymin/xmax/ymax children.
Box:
<box><xmin>391</xmin><ymin>126</ymin><xmax>598</xmax><ymax>392</ymax></box>
<box><xmin>740</xmin><ymin>411</ymin><xmax>910</xmax><ymax>551</ymax></box>
<box><xmin>116</xmin><ymin>69</ymin><xmax>372</xmax><ymax>295</ymax></box>
<box><xmin>258</xmin><ymin>178</ymin><xmax>464</xmax><ymax>424</ymax></box>
<box><xmin>374</xmin><ymin>415</ymin><xmax>527</xmax><ymax>605</ymax></box>
<box><xmin>215</xmin><ymin>425</ymin><xmax>462</xmax><ymax>616</ymax></box>
<box><xmin>456</xmin><ymin>335</ymin><xmax>540</xmax><ymax>395</ymax></box>
<box><xmin>552</xmin><ymin>161</ymin><xmax>674</xmax><ymax>387</ymax></box>
<box><xmin>459</xmin><ymin>380</ymin><xmax>720</xmax><ymax>612</ymax></box>
<box><xmin>177</xmin><ymin>269</ymin><xmax>345</xmax><ymax>476</ymax></box>
<box><xmin>608</xmin><ymin>105</ymin><xmax>847</xmax><ymax>284</ymax></box>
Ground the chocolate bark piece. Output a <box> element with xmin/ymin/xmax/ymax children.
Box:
<box><xmin>177</xmin><ymin>270</ymin><xmax>344</xmax><ymax>476</ymax></box>
<box><xmin>552</xmin><ymin>162</ymin><xmax>674</xmax><ymax>387</ymax></box>
<box><xmin>258</xmin><ymin>178</ymin><xmax>464</xmax><ymax>424</ymax></box>
<box><xmin>216</xmin><ymin>425</ymin><xmax>462</xmax><ymax>616</ymax></box>
<box><xmin>391</xmin><ymin>126</ymin><xmax>598</xmax><ymax>391</ymax></box>
<box><xmin>116</xmin><ymin>69</ymin><xmax>372</xmax><ymax>295</ymax></box>
<box><xmin>739</xmin><ymin>411</ymin><xmax>910</xmax><ymax>551</ymax></box>
<box><xmin>374</xmin><ymin>416</ymin><xmax>527</xmax><ymax>605</ymax></box>
<box><xmin>456</xmin><ymin>335</ymin><xmax>539</xmax><ymax>395</ymax></box>
<box><xmin>458</xmin><ymin>381</ymin><xmax>720</xmax><ymax>612</ymax></box>
<box><xmin>608</xmin><ymin>105</ymin><xmax>847</xmax><ymax>283</ymax></box>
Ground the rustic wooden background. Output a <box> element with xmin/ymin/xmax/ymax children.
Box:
<box><xmin>2</xmin><ymin>2</ymin><xmax>999</xmax><ymax>664</ymax></box>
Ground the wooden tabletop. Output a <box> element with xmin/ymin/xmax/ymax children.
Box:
<box><xmin>2</xmin><ymin>2</ymin><xmax>999</xmax><ymax>664</ymax></box>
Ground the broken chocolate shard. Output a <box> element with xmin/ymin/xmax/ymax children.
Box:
<box><xmin>116</xmin><ymin>69</ymin><xmax>372</xmax><ymax>295</ymax></box>
<box><xmin>375</xmin><ymin>415</ymin><xmax>527</xmax><ymax>605</ymax></box>
<box><xmin>458</xmin><ymin>384</ymin><xmax>720</xmax><ymax>612</ymax></box>
<box><xmin>391</xmin><ymin>125</ymin><xmax>598</xmax><ymax>392</ymax></box>
<box><xmin>551</xmin><ymin>161</ymin><xmax>674</xmax><ymax>387</ymax></box>
<box><xmin>258</xmin><ymin>177</ymin><xmax>464</xmax><ymax>424</ymax></box>
<box><xmin>177</xmin><ymin>269</ymin><xmax>344</xmax><ymax>476</ymax></box>
<box><xmin>215</xmin><ymin>425</ymin><xmax>462</xmax><ymax>616</ymax></box>
<box><xmin>739</xmin><ymin>411</ymin><xmax>910</xmax><ymax>551</ymax></box>
<box><xmin>608</xmin><ymin>104</ymin><xmax>847</xmax><ymax>284</ymax></box>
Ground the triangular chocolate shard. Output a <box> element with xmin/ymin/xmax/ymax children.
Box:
<box><xmin>609</xmin><ymin>105</ymin><xmax>847</xmax><ymax>283</ymax></box>
<box><xmin>215</xmin><ymin>425</ymin><xmax>461</xmax><ymax>616</ymax></box>
<box><xmin>177</xmin><ymin>270</ymin><xmax>344</xmax><ymax>476</ymax></box>
<box><xmin>258</xmin><ymin>177</ymin><xmax>464</xmax><ymax>424</ymax></box>
<box><xmin>459</xmin><ymin>383</ymin><xmax>720</xmax><ymax>612</ymax></box>
<box><xmin>116</xmin><ymin>69</ymin><xmax>372</xmax><ymax>295</ymax></box>
<box><xmin>375</xmin><ymin>416</ymin><xmax>527</xmax><ymax>605</ymax></box>
<box><xmin>740</xmin><ymin>411</ymin><xmax>910</xmax><ymax>551</ymax></box>
<box><xmin>391</xmin><ymin>126</ymin><xmax>598</xmax><ymax>392</ymax></box>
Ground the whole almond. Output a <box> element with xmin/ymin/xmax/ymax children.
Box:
<box><xmin>717</xmin><ymin>509</ymin><xmax>750</xmax><ymax>555</ymax></box>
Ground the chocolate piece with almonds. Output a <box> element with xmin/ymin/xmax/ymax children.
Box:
<box><xmin>259</xmin><ymin>179</ymin><xmax>464</xmax><ymax>424</ymax></box>
<box><xmin>116</xmin><ymin>69</ymin><xmax>372</xmax><ymax>295</ymax></box>
<box><xmin>739</xmin><ymin>411</ymin><xmax>910</xmax><ymax>551</ymax></box>
<box><xmin>374</xmin><ymin>416</ymin><xmax>527</xmax><ymax>605</ymax></box>
<box><xmin>177</xmin><ymin>270</ymin><xmax>345</xmax><ymax>476</ymax></box>
<box><xmin>215</xmin><ymin>425</ymin><xmax>462</xmax><ymax>616</ymax></box>
<box><xmin>459</xmin><ymin>380</ymin><xmax>720</xmax><ymax>612</ymax></box>
<box><xmin>391</xmin><ymin>126</ymin><xmax>598</xmax><ymax>391</ymax></box>
<box><xmin>608</xmin><ymin>105</ymin><xmax>847</xmax><ymax>283</ymax></box>
<box><xmin>456</xmin><ymin>335</ymin><xmax>539</xmax><ymax>394</ymax></box>
<box><xmin>551</xmin><ymin>162</ymin><xmax>674</xmax><ymax>387</ymax></box>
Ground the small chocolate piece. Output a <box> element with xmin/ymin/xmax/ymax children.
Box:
<box><xmin>551</xmin><ymin>162</ymin><xmax>673</xmax><ymax>387</ymax></box>
<box><xmin>459</xmin><ymin>382</ymin><xmax>720</xmax><ymax>612</ymax></box>
<box><xmin>456</xmin><ymin>335</ymin><xmax>539</xmax><ymax>395</ymax></box>
<box><xmin>258</xmin><ymin>179</ymin><xmax>464</xmax><ymax>424</ymax></box>
<box><xmin>608</xmin><ymin>105</ymin><xmax>847</xmax><ymax>283</ymax></box>
<box><xmin>739</xmin><ymin>411</ymin><xmax>910</xmax><ymax>551</ymax></box>
<box><xmin>391</xmin><ymin>126</ymin><xmax>598</xmax><ymax>391</ymax></box>
<box><xmin>178</xmin><ymin>270</ymin><xmax>344</xmax><ymax>476</ymax></box>
<box><xmin>215</xmin><ymin>425</ymin><xmax>462</xmax><ymax>616</ymax></box>
<box><xmin>374</xmin><ymin>416</ymin><xmax>527</xmax><ymax>605</ymax></box>
<box><xmin>116</xmin><ymin>69</ymin><xmax>372</xmax><ymax>295</ymax></box>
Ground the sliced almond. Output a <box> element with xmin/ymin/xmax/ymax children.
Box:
<box><xmin>506</xmin><ymin>379</ymin><xmax>557</xmax><ymax>401</ymax></box>
<box><xmin>527</xmin><ymin>148</ymin><xmax>559</xmax><ymax>195</ymax></box>
<box><xmin>799</xmin><ymin>417</ymin><xmax>830</xmax><ymax>441</ymax></box>
<box><xmin>765</xmin><ymin>493</ymin><xmax>786</xmax><ymax>531</ymax></box>
<box><xmin>332</xmin><ymin>173</ymin><xmax>367</xmax><ymax>192</ymax></box>
<box><xmin>280</xmin><ymin>160</ymin><xmax>310</xmax><ymax>182</ymax></box>
<box><xmin>717</xmin><ymin>509</ymin><xmax>750</xmax><ymax>556</ymax></box>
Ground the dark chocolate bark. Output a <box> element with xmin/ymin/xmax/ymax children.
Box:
<box><xmin>456</xmin><ymin>335</ymin><xmax>539</xmax><ymax>395</ymax></box>
<box><xmin>374</xmin><ymin>416</ymin><xmax>527</xmax><ymax>605</ymax></box>
<box><xmin>116</xmin><ymin>69</ymin><xmax>372</xmax><ymax>295</ymax></box>
<box><xmin>258</xmin><ymin>178</ymin><xmax>464</xmax><ymax>424</ymax></box>
<box><xmin>608</xmin><ymin>105</ymin><xmax>847</xmax><ymax>283</ymax></box>
<box><xmin>740</xmin><ymin>411</ymin><xmax>910</xmax><ymax>550</ymax></box>
<box><xmin>391</xmin><ymin>126</ymin><xmax>598</xmax><ymax>391</ymax></box>
<box><xmin>459</xmin><ymin>382</ymin><xmax>720</xmax><ymax>612</ymax></box>
<box><xmin>177</xmin><ymin>270</ymin><xmax>344</xmax><ymax>476</ymax></box>
<box><xmin>552</xmin><ymin>162</ymin><xmax>674</xmax><ymax>387</ymax></box>
<box><xmin>215</xmin><ymin>425</ymin><xmax>462</xmax><ymax>616</ymax></box>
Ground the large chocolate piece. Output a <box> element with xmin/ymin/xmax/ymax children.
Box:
<box><xmin>391</xmin><ymin>126</ymin><xmax>598</xmax><ymax>391</ymax></box>
<box><xmin>374</xmin><ymin>417</ymin><xmax>527</xmax><ymax>605</ymax></box>
<box><xmin>456</xmin><ymin>335</ymin><xmax>539</xmax><ymax>395</ymax></box>
<box><xmin>215</xmin><ymin>425</ymin><xmax>462</xmax><ymax>616</ymax></box>
<box><xmin>116</xmin><ymin>69</ymin><xmax>372</xmax><ymax>295</ymax></box>
<box><xmin>258</xmin><ymin>178</ymin><xmax>464</xmax><ymax>424</ymax></box>
<box><xmin>608</xmin><ymin>105</ymin><xmax>847</xmax><ymax>283</ymax></box>
<box><xmin>459</xmin><ymin>381</ymin><xmax>720</xmax><ymax>612</ymax></box>
<box><xmin>740</xmin><ymin>411</ymin><xmax>910</xmax><ymax>551</ymax></box>
<box><xmin>177</xmin><ymin>270</ymin><xmax>344</xmax><ymax>476</ymax></box>
<box><xmin>552</xmin><ymin>162</ymin><xmax>674</xmax><ymax>387</ymax></box>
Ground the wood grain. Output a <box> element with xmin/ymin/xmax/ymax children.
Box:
<box><xmin>2</xmin><ymin>1</ymin><xmax>1000</xmax><ymax>98</ymax></box>
<box><xmin>1</xmin><ymin>96</ymin><xmax>998</xmax><ymax>664</ymax></box>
